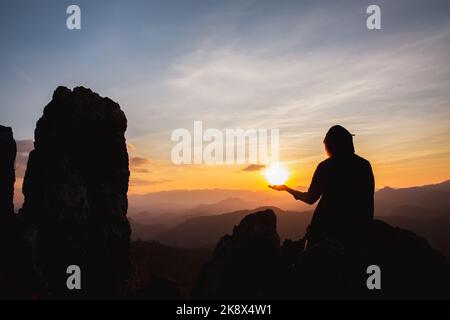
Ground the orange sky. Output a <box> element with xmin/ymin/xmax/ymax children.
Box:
<box><xmin>126</xmin><ymin>133</ymin><xmax>450</xmax><ymax>195</ymax></box>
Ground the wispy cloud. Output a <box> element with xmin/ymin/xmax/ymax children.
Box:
<box><xmin>159</xmin><ymin>12</ymin><xmax>450</xmax><ymax>181</ymax></box>
<box><xmin>242</xmin><ymin>164</ymin><xmax>266</xmax><ymax>172</ymax></box>
<box><xmin>3</xmin><ymin>0</ymin><xmax>450</xmax><ymax>190</ymax></box>
<box><xmin>130</xmin><ymin>156</ymin><xmax>151</xmax><ymax>167</ymax></box>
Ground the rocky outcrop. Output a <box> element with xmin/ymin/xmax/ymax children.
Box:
<box><xmin>0</xmin><ymin>126</ymin><xmax>32</xmax><ymax>299</ymax></box>
<box><xmin>194</xmin><ymin>209</ymin><xmax>281</xmax><ymax>299</ymax></box>
<box><xmin>0</xmin><ymin>126</ymin><xmax>16</xmax><ymax>216</ymax></box>
<box><xmin>22</xmin><ymin>87</ymin><xmax>131</xmax><ymax>299</ymax></box>
<box><xmin>194</xmin><ymin>209</ymin><xmax>450</xmax><ymax>299</ymax></box>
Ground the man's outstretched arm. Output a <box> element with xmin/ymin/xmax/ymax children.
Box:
<box><xmin>269</xmin><ymin>185</ymin><xmax>320</xmax><ymax>205</ymax></box>
<box><xmin>288</xmin><ymin>186</ymin><xmax>321</xmax><ymax>204</ymax></box>
<box><xmin>269</xmin><ymin>163</ymin><xmax>323</xmax><ymax>205</ymax></box>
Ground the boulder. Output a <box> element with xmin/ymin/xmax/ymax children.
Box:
<box><xmin>194</xmin><ymin>209</ymin><xmax>280</xmax><ymax>299</ymax></box>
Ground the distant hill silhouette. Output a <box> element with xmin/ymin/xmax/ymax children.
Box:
<box><xmin>126</xmin><ymin>180</ymin><xmax>450</xmax><ymax>227</ymax></box>
<box><xmin>153</xmin><ymin>207</ymin><xmax>313</xmax><ymax>247</ymax></box>
<box><xmin>129</xmin><ymin>218</ymin><xmax>167</xmax><ymax>241</ymax></box>
<box><xmin>128</xmin><ymin>189</ymin><xmax>310</xmax><ymax>220</ymax></box>
<box><xmin>129</xmin><ymin>181</ymin><xmax>450</xmax><ymax>260</ymax></box>
<box><xmin>375</xmin><ymin>180</ymin><xmax>450</xmax><ymax>217</ymax></box>
<box><xmin>128</xmin><ymin>196</ymin><xmax>263</xmax><ymax>227</ymax></box>
<box><xmin>131</xmin><ymin>204</ymin><xmax>450</xmax><ymax>260</ymax></box>
<box><xmin>183</xmin><ymin>197</ymin><xmax>256</xmax><ymax>218</ymax></box>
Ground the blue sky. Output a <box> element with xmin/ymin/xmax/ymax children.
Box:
<box><xmin>1</xmin><ymin>0</ymin><xmax>450</xmax><ymax>190</ymax></box>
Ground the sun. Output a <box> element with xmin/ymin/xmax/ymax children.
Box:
<box><xmin>263</xmin><ymin>162</ymin><xmax>290</xmax><ymax>185</ymax></box>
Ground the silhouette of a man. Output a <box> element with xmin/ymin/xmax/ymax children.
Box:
<box><xmin>270</xmin><ymin>125</ymin><xmax>374</xmax><ymax>247</ymax></box>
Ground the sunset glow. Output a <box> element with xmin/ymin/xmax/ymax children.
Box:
<box><xmin>263</xmin><ymin>163</ymin><xmax>290</xmax><ymax>186</ymax></box>
<box><xmin>3</xmin><ymin>0</ymin><xmax>450</xmax><ymax>202</ymax></box>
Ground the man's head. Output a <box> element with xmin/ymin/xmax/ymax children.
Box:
<box><xmin>324</xmin><ymin>125</ymin><xmax>355</xmax><ymax>157</ymax></box>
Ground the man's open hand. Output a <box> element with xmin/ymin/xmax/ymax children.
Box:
<box><xmin>269</xmin><ymin>185</ymin><xmax>288</xmax><ymax>191</ymax></box>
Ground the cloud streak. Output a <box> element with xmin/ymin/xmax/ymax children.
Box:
<box><xmin>2</xmin><ymin>0</ymin><xmax>450</xmax><ymax>190</ymax></box>
<box><xmin>242</xmin><ymin>164</ymin><xmax>266</xmax><ymax>172</ymax></box>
